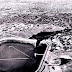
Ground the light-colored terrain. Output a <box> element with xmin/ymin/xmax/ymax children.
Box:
<box><xmin>0</xmin><ymin>0</ymin><xmax>71</xmax><ymax>39</ymax></box>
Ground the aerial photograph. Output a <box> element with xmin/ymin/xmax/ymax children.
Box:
<box><xmin>0</xmin><ymin>0</ymin><xmax>72</xmax><ymax>72</ymax></box>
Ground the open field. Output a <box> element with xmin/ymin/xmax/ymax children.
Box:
<box><xmin>0</xmin><ymin>1</ymin><xmax>72</xmax><ymax>39</ymax></box>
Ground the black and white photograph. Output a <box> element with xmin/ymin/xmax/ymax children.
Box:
<box><xmin>0</xmin><ymin>0</ymin><xmax>72</xmax><ymax>72</ymax></box>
